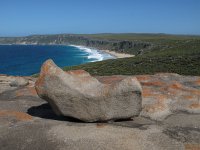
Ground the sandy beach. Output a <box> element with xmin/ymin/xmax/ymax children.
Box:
<box><xmin>70</xmin><ymin>45</ymin><xmax>135</xmax><ymax>59</ymax></box>
<box><xmin>102</xmin><ymin>49</ymin><xmax>135</xmax><ymax>58</ymax></box>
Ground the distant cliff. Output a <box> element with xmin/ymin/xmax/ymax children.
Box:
<box><xmin>0</xmin><ymin>34</ymin><xmax>154</xmax><ymax>55</ymax></box>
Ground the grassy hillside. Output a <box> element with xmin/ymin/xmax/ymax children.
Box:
<box><xmin>81</xmin><ymin>33</ymin><xmax>200</xmax><ymax>41</ymax></box>
<box><xmin>63</xmin><ymin>34</ymin><xmax>200</xmax><ymax>76</ymax></box>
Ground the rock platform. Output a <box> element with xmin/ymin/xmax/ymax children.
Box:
<box><xmin>0</xmin><ymin>71</ymin><xmax>200</xmax><ymax>149</ymax></box>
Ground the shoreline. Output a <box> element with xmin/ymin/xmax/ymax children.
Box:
<box><xmin>100</xmin><ymin>49</ymin><xmax>134</xmax><ymax>59</ymax></box>
<box><xmin>69</xmin><ymin>44</ymin><xmax>134</xmax><ymax>59</ymax></box>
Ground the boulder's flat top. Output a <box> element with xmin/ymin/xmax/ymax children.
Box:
<box><xmin>0</xmin><ymin>74</ymin><xmax>200</xmax><ymax>150</ymax></box>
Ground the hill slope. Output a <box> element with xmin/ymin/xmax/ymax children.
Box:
<box><xmin>63</xmin><ymin>34</ymin><xmax>200</xmax><ymax>76</ymax></box>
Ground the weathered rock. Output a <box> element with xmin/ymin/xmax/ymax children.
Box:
<box><xmin>136</xmin><ymin>73</ymin><xmax>200</xmax><ymax>121</ymax></box>
<box><xmin>35</xmin><ymin>59</ymin><xmax>142</xmax><ymax>122</ymax></box>
<box><xmin>9</xmin><ymin>77</ymin><xmax>29</xmax><ymax>87</ymax></box>
<box><xmin>1</xmin><ymin>73</ymin><xmax>200</xmax><ymax>150</ymax></box>
<box><xmin>0</xmin><ymin>75</ymin><xmax>29</xmax><ymax>94</ymax></box>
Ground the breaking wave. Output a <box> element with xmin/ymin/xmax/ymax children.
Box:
<box><xmin>70</xmin><ymin>45</ymin><xmax>114</xmax><ymax>62</ymax></box>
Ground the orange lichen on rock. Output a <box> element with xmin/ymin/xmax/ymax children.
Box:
<box><xmin>41</xmin><ymin>59</ymin><xmax>54</xmax><ymax>74</ymax></box>
<box><xmin>183</xmin><ymin>95</ymin><xmax>194</xmax><ymax>100</ymax></box>
<box><xmin>35</xmin><ymin>60</ymin><xmax>55</xmax><ymax>90</ymax></box>
<box><xmin>143</xmin><ymin>94</ymin><xmax>167</xmax><ymax>113</ymax></box>
<box><xmin>142</xmin><ymin>87</ymin><xmax>168</xmax><ymax>101</ymax></box>
<box><xmin>160</xmin><ymin>87</ymin><xmax>178</xmax><ymax>95</ymax></box>
<box><xmin>194</xmin><ymin>79</ymin><xmax>200</xmax><ymax>85</ymax></box>
<box><xmin>168</xmin><ymin>82</ymin><xmax>183</xmax><ymax>90</ymax></box>
<box><xmin>15</xmin><ymin>89</ymin><xmax>24</xmax><ymax>97</ymax></box>
<box><xmin>155</xmin><ymin>94</ymin><xmax>168</xmax><ymax>101</ymax></box>
<box><xmin>35</xmin><ymin>74</ymin><xmax>46</xmax><ymax>96</ymax></box>
<box><xmin>15</xmin><ymin>87</ymin><xmax>37</xmax><ymax>97</ymax></box>
<box><xmin>143</xmin><ymin>92</ymin><xmax>166</xmax><ymax>100</ymax></box>
<box><xmin>187</xmin><ymin>89</ymin><xmax>200</xmax><ymax>96</ymax></box>
<box><xmin>142</xmin><ymin>88</ymin><xmax>154</xmax><ymax>97</ymax></box>
<box><xmin>28</xmin><ymin>87</ymin><xmax>37</xmax><ymax>96</ymax></box>
<box><xmin>185</xmin><ymin>144</ymin><xmax>200</xmax><ymax>150</ymax></box>
<box><xmin>143</xmin><ymin>100</ymin><xmax>166</xmax><ymax>113</ymax></box>
<box><xmin>136</xmin><ymin>75</ymin><xmax>151</xmax><ymax>82</ymax></box>
<box><xmin>189</xmin><ymin>103</ymin><xmax>200</xmax><ymax>109</ymax></box>
<box><xmin>0</xmin><ymin>110</ymin><xmax>32</xmax><ymax>121</ymax></box>
<box><xmin>167</xmin><ymin>82</ymin><xmax>200</xmax><ymax>96</ymax></box>
<box><xmin>68</xmin><ymin>70</ymin><xmax>88</xmax><ymax>75</ymax></box>
<box><xmin>141</xmin><ymin>81</ymin><xmax>165</xmax><ymax>87</ymax></box>
<box><xmin>35</xmin><ymin>60</ymin><xmax>56</xmax><ymax>95</ymax></box>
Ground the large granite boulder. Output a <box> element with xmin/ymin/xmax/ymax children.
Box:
<box><xmin>35</xmin><ymin>59</ymin><xmax>142</xmax><ymax>122</ymax></box>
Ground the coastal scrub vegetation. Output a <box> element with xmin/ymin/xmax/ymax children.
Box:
<box><xmin>63</xmin><ymin>34</ymin><xmax>200</xmax><ymax>76</ymax></box>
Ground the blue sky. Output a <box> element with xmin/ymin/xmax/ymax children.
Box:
<box><xmin>0</xmin><ymin>0</ymin><xmax>200</xmax><ymax>36</ymax></box>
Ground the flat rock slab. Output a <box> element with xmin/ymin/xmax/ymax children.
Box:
<box><xmin>97</xmin><ymin>73</ymin><xmax>200</xmax><ymax>121</ymax></box>
<box><xmin>35</xmin><ymin>59</ymin><xmax>142</xmax><ymax>122</ymax></box>
<box><xmin>136</xmin><ymin>73</ymin><xmax>200</xmax><ymax>121</ymax></box>
<box><xmin>0</xmin><ymin>73</ymin><xmax>200</xmax><ymax>149</ymax></box>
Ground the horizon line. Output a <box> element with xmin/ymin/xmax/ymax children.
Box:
<box><xmin>1</xmin><ymin>32</ymin><xmax>200</xmax><ymax>38</ymax></box>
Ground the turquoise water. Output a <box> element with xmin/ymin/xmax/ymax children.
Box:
<box><xmin>0</xmin><ymin>45</ymin><xmax>113</xmax><ymax>76</ymax></box>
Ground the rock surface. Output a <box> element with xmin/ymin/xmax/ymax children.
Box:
<box><xmin>9</xmin><ymin>76</ymin><xmax>29</xmax><ymax>87</ymax></box>
<box><xmin>0</xmin><ymin>75</ymin><xmax>29</xmax><ymax>93</ymax></box>
<box><xmin>0</xmin><ymin>72</ymin><xmax>200</xmax><ymax>150</ymax></box>
<box><xmin>97</xmin><ymin>73</ymin><xmax>200</xmax><ymax>121</ymax></box>
<box><xmin>137</xmin><ymin>73</ymin><xmax>200</xmax><ymax>121</ymax></box>
<box><xmin>35</xmin><ymin>59</ymin><xmax>142</xmax><ymax>122</ymax></box>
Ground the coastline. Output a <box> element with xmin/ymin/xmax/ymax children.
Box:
<box><xmin>100</xmin><ymin>49</ymin><xmax>135</xmax><ymax>58</ymax></box>
<box><xmin>69</xmin><ymin>44</ymin><xmax>134</xmax><ymax>59</ymax></box>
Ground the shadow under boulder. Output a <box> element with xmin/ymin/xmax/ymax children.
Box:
<box><xmin>27</xmin><ymin>103</ymin><xmax>83</xmax><ymax>123</ymax></box>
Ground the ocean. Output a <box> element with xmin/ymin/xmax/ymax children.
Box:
<box><xmin>0</xmin><ymin>45</ymin><xmax>114</xmax><ymax>76</ymax></box>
